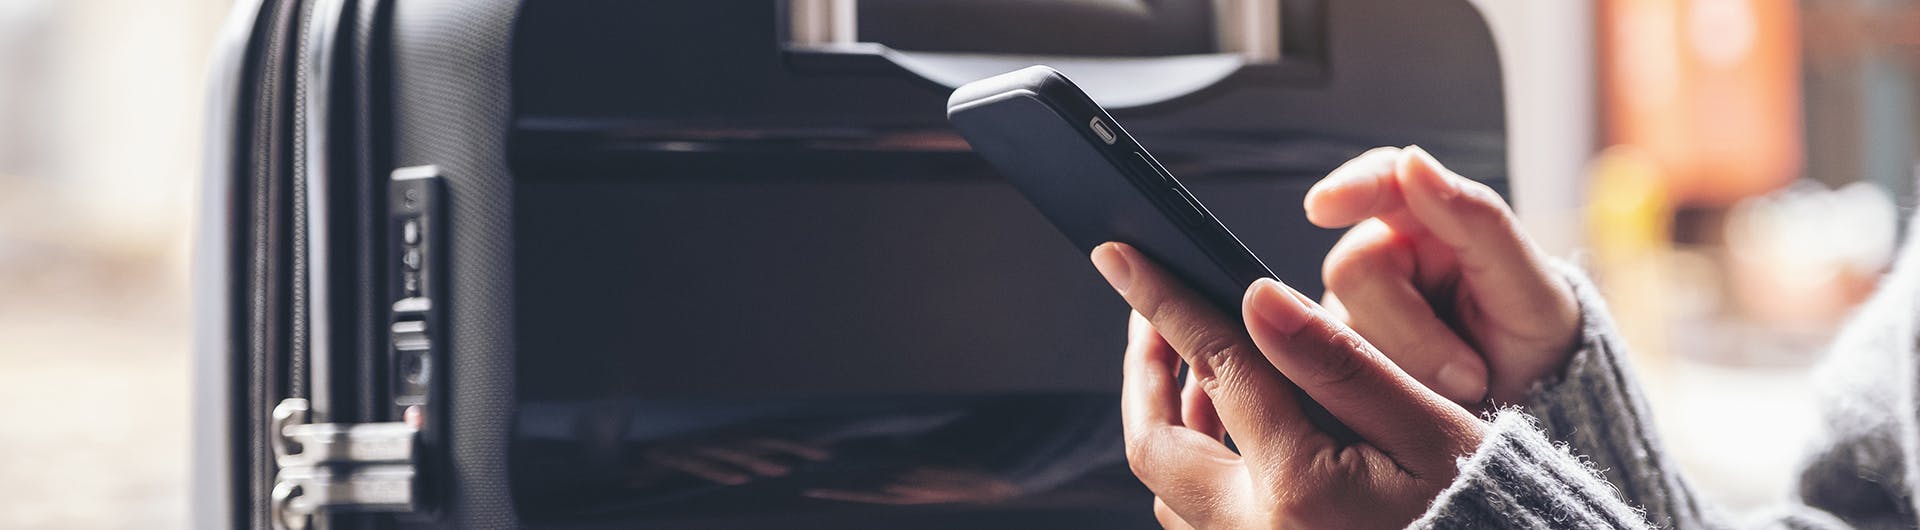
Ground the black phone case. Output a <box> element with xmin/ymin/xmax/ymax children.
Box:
<box><xmin>947</xmin><ymin>66</ymin><xmax>1276</xmax><ymax>313</ymax></box>
<box><xmin>950</xmin><ymin>66</ymin><xmax>1359</xmax><ymax>441</ymax></box>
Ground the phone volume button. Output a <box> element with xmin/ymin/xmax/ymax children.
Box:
<box><xmin>1134</xmin><ymin>152</ymin><xmax>1175</xmax><ymax>185</ymax></box>
<box><xmin>1171</xmin><ymin>187</ymin><xmax>1209</xmax><ymax>225</ymax></box>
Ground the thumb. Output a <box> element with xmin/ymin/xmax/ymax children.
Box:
<box><xmin>1241</xmin><ymin>278</ymin><xmax>1483</xmax><ymax>473</ymax></box>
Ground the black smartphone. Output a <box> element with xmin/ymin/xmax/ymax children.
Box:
<box><xmin>951</xmin><ymin>66</ymin><xmax>1355</xmax><ymax>440</ymax></box>
<box><xmin>947</xmin><ymin>65</ymin><xmax>1275</xmax><ymax>312</ymax></box>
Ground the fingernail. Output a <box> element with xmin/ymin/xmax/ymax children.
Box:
<box><xmin>1403</xmin><ymin>145</ymin><xmax>1461</xmax><ymax>199</ymax></box>
<box><xmin>1246</xmin><ymin>278</ymin><xmax>1312</xmax><ymax>335</ymax></box>
<box><xmin>1435</xmin><ymin>360</ymin><xmax>1488</xmax><ymax>402</ymax></box>
<box><xmin>1091</xmin><ymin>244</ymin><xmax>1133</xmax><ymax>294</ymax></box>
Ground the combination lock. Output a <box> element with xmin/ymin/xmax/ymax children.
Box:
<box><xmin>388</xmin><ymin>166</ymin><xmax>444</xmax><ymax>422</ymax></box>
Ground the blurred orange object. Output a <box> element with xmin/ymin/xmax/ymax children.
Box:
<box><xmin>1601</xmin><ymin>0</ymin><xmax>1802</xmax><ymax>205</ymax></box>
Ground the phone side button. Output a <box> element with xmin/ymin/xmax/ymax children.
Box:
<box><xmin>1171</xmin><ymin>187</ymin><xmax>1209</xmax><ymax>225</ymax></box>
<box><xmin>1135</xmin><ymin>152</ymin><xmax>1175</xmax><ymax>185</ymax></box>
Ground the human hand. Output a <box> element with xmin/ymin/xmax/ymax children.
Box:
<box><xmin>1093</xmin><ymin>243</ymin><xmax>1486</xmax><ymax>529</ymax></box>
<box><xmin>1305</xmin><ymin>146</ymin><xmax>1579</xmax><ymax>404</ymax></box>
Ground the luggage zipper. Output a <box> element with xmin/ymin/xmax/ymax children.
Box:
<box><xmin>267</xmin><ymin>398</ymin><xmax>418</xmax><ymax>530</ymax></box>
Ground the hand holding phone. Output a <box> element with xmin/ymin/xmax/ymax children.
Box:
<box><xmin>949</xmin><ymin>66</ymin><xmax>1494</xmax><ymax>529</ymax></box>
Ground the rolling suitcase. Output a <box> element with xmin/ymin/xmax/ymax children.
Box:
<box><xmin>193</xmin><ymin>1</ymin><xmax>1510</xmax><ymax>528</ymax></box>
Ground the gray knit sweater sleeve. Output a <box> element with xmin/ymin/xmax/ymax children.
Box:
<box><xmin>1416</xmin><ymin>257</ymin><xmax>1920</xmax><ymax>529</ymax></box>
<box><xmin>1412</xmin><ymin>410</ymin><xmax>1655</xmax><ymax>529</ymax></box>
<box><xmin>1513</xmin><ymin>261</ymin><xmax>1724</xmax><ymax>528</ymax></box>
<box><xmin>1409</xmin><ymin>262</ymin><xmax>1674</xmax><ymax>529</ymax></box>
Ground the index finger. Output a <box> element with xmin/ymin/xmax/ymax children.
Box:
<box><xmin>1094</xmin><ymin>243</ymin><xmax>1324</xmax><ymax>467</ymax></box>
<box><xmin>1305</xmin><ymin>146</ymin><xmax>1544</xmax><ymax>290</ymax></box>
<box><xmin>1121</xmin><ymin>309</ymin><xmax>1249</xmax><ymax>527</ymax></box>
<box><xmin>1302</xmin><ymin>146</ymin><xmax>1411</xmax><ymax>230</ymax></box>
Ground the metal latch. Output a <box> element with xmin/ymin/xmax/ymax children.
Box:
<box><xmin>270</xmin><ymin>398</ymin><xmax>419</xmax><ymax>530</ymax></box>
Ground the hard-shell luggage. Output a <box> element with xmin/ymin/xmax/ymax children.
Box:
<box><xmin>193</xmin><ymin>1</ymin><xmax>1510</xmax><ymax>527</ymax></box>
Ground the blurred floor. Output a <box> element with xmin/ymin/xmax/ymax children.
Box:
<box><xmin>0</xmin><ymin>0</ymin><xmax>218</xmax><ymax>526</ymax></box>
<box><xmin>0</xmin><ymin>238</ymin><xmax>189</xmax><ymax>529</ymax></box>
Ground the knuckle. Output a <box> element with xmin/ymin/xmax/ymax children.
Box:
<box><xmin>1184</xmin><ymin>332</ymin><xmax>1246</xmax><ymax>381</ymax></box>
<box><xmin>1307</xmin><ymin>329</ymin><xmax>1375</xmax><ymax>388</ymax></box>
<box><xmin>1455</xmin><ymin>180</ymin><xmax>1516</xmax><ymax>225</ymax></box>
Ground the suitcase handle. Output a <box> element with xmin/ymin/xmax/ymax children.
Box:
<box><xmin>784</xmin><ymin>0</ymin><xmax>1324</xmax><ymax>109</ymax></box>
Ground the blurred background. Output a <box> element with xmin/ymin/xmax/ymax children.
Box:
<box><xmin>0</xmin><ymin>0</ymin><xmax>227</xmax><ymax>528</ymax></box>
<box><xmin>0</xmin><ymin>0</ymin><xmax>1915</xmax><ymax>527</ymax></box>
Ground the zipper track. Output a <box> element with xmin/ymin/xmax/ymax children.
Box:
<box><xmin>294</xmin><ymin>0</ymin><xmax>389</xmax><ymax>525</ymax></box>
<box><xmin>246</xmin><ymin>1</ymin><xmax>297</xmax><ymax>527</ymax></box>
<box><xmin>246</xmin><ymin>8</ymin><xmax>280</xmax><ymax>530</ymax></box>
<box><xmin>291</xmin><ymin>0</ymin><xmax>318</xmax><ymax>404</ymax></box>
<box><xmin>244</xmin><ymin>0</ymin><xmax>397</xmax><ymax>525</ymax></box>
